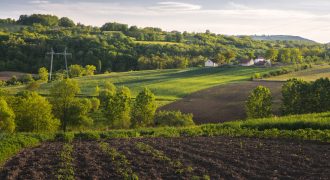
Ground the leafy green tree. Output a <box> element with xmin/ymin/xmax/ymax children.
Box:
<box><xmin>0</xmin><ymin>97</ymin><xmax>15</xmax><ymax>133</ymax></box>
<box><xmin>38</xmin><ymin>67</ymin><xmax>48</xmax><ymax>82</ymax></box>
<box><xmin>65</xmin><ymin>98</ymin><xmax>93</xmax><ymax>130</ymax></box>
<box><xmin>90</xmin><ymin>98</ymin><xmax>100</xmax><ymax>112</ymax></box>
<box><xmin>309</xmin><ymin>78</ymin><xmax>330</xmax><ymax>113</ymax></box>
<box><xmin>84</xmin><ymin>65</ymin><xmax>96</xmax><ymax>76</ymax></box>
<box><xmin>106</xmin><ymin>86</ymin><xmax>132</xmax><ymax>129</ymax></box>
<box><xmin>245</xmin><ymin>86</ymin><xmax>272</xmax><ymax>118</ymax></box>
<box><xmin>265</xmin><ymin>49</ymin><xmax>279</xmax><ymax>61</ymax></box>
<box><xmin>69</xmin><ymin>64</ymin><xmax>84</xmax><ymax>78</ymax></box>
<box><xmin>50</xmin><ymin>79</ymin><xmax>81</xmax><ymax>131</ymax></box>
<box><xmin>59</xmin><ymin>17</ymin><xmax>75</xmax><ymax>27</ymax></box>
<box><xmin>131</xmin><ymin>88</ymin><xmax>157</xmax><ymax>128</ymax></box>
<box><xmin>99</xmin><ymin>81</ymin><xmax>116</xmax><ymax>108</ymax></box>
<box><xmin>281</xmin><ymin>79</ymin><xmax>310</xmax><ymax>115</ymax></box>
<box><xmin>13</xmin><ymin>91</ymin><xmax>60</xmax><ymax>132</ymax></box>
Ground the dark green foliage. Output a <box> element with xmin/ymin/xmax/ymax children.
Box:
<box><xmin>59</xmin><ymin>17</ymin><xmax>75</xmax><ymax>27</ymax></box>
<box><xmin>281</xmin><ymin>78</ymin><xmax>329</xmax><ymax>115</ymax></box>
<box><xmin>55</xmin><ymin>132</ymin><xmax>75</xmax><ymax>142</ymax></box>
<box><xmin>154</xmin><ymin>111</ymin><xmax>195</xmax><ymax>127</ymax></box>
<box><xmin>17</xmin><ymin>14</ymin><xmax>59</xmax><ymax>26</ymax></box>
<box><xmin>0</xmin><ymin>14</ymin><xmax>327</xmax><ymax>74</ymax></box>
<box><xmin>74</xmin><ymin>131</ymin><xmax>100</xmax><ymax>140</ymax></box>
<box><xmin>245</xmin><ymin>86</ymin><xmax>272</xmax><ymax>118</ymax></box>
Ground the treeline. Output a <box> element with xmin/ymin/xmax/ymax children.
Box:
<box><xmin>245</xmin><ymin>78</ymin><xmax>330</xmax><ymax>118</ymax></box>
<box><xmin>0</xmin><ymin>14</ymin><xmax>329</xmax><ymax>73</ymax></box>
<box><xmin>0</xmin><ymin>79</ymin><xmax>194</xmax><ymax>133</ymax></box>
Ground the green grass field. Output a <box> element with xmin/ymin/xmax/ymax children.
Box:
<box><xmin>265</xmin><ymin>64</ymin><xmax>330</xmax><ymax>81</ymax></box>
<box><xmin>6</xmin><ymin>66</ymin><xmax>284</xmax><ymax>100</ymax></box>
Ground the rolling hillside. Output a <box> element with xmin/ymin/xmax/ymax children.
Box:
<box><xmin>251</xmin><ymin>35</ymin><xmax>316</xmax><ymax>43</ymax></box>
<box><xmin>6</xmin><ymin>66</ymin><xmax>284</xmax><ymax>100</ymax></box>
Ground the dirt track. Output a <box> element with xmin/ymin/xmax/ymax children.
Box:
<box><xmin>160</xmin><ymin>81</ymin><xmax>284</xmax><ymax>124</ymax></box>
<box><xmin>0</xmin><ymin>137</ymin><xmax>329</xmax><ymax>179</ymax></box>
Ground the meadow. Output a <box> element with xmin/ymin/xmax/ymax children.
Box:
<box><xmin>265</xmin><ymin>64</ymin><xmax>330</xmax><ymax>81</ymax></box>
<box><xmin>6</xmin><ymin>66</ymin><xmax>285</xmax><ymax>101</ymax></box>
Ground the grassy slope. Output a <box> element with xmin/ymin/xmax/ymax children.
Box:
<box><xmin>6</xmin><ymin>66</ymin><xmax>284</xmax><ymax>100</ymax></box>
<box><xmin>265</xmin><ymin>64</ymin><xmax>330</xmax><ymax>81</ymax></box>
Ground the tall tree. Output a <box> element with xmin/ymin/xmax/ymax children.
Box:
<box><xmin>50</xmin><ymin>79</ymin><xmax>80</xmax><ymax>131</ymax></box>
<box><xmin>131</xmin><ymin>88</ymin><xmax>157</xmax><ymax>128</ymax></box>
<box><xmin>106</xmin><ymin>86</ymin><xmax>132</xmax><ymax>129</ymax></box>
<box><xmin>245</xmin><ymin>86</ymin><xmax>272</xmax><ymax>118</ymax></box>
<box><xmin>0</xmin><ymin>97</ymin><xmax>15</xmax><ymax>133</ymax></box>
<box><xmin>38</xmin><ymin>67</ymin><xmax>49</xmax><ymax>82</ymax></box>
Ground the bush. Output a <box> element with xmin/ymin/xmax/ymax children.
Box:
<box><xmin>154</xmin><ymin>111</ymin><xmax>195</xmax><ymax>127</ymax></box>
<box><xmin>74</xmin><ymin>131</ymin><xmax>100</xmax><ymax>140</ymax></box>
<box><xmin>25</xmin><ymin>81</ymin><xmax>40</xmax><ymax>91</ymax></box>
<box><xmin>20</xmin><ymin>74</ymin><xmax>34</xmax><ymax>84</ymax></box>
<box><xmin>55</xmin><ymin>132</ymin><xmax>75</xmax><ymax>142</ymax></box>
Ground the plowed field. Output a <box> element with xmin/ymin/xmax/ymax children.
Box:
<box><xmin>1</xmin><ymin>137</ymin><xmax>329</xmax><ymax>179</ymax></box>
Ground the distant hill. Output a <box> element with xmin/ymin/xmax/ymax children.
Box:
<box><xmin>250</xmin><ymin>35</ymin><xmax>317</xmax><ymax>43</ymax></box>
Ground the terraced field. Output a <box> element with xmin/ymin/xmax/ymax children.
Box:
<box><xmin>1</xmin><ymin>137</ymin><xmax>329</xmax><ymax>179</ymax></box>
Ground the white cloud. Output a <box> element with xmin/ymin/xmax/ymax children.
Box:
<box><xmin>148</xmin><ymin>1</ymin><xmax>201</xmax><ymax>11</ymax></box>
<box><xmin>5</xmin><ymin>1</ymin><xmax>330</xmax><ymax>43</ymax></box>
<box><xmin>29</xmin><ymin>0</ymin><xmax>49</xmax><ymax>4</ymax></box>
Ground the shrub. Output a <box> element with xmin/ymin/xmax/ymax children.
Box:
<box><xmin>154</xmin><ymin>111</ymin><xmax>195</xmax><ymax>127</ymax></box>
<box><xmin>74</xmin><ymin>131</ymin><xmax>100</xmax><ymax>140</ymax></box>
<box><xmin>20</xmin><ymin>74</ymin><xmax>34</xmax><ymax>84</ymax></box>
<box><xmin>68</xmin><ymin>64</ymin><xmax>84</xmax><ymax>78</ymax></box>
<box><xmin>38</xmin><ymin>67</ymin><xmax>49</xmax><ymax>82</ymax></box>
<box><xmin>245</xmin><ymin>86</ymin><xmax>272</xmax><ymax>119</ymax></box>
<box><xmin>90</xmin><ymin>98</ymin><xmax>100</xmax><ymax>112</ymax></box>
<box><xmin>55</xmin><ymin>132</ymin><xmax>75</xmax><ymax>142</ymax></box>
<box><xmin>25</xmin><ymin>81</ymin><xmax>40</xmax><ymax>91</ymax></box>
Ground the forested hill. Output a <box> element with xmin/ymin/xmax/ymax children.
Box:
<box><xmin>0</xmin><ymin>14</ymin><xmax>328</xmax><ymax>73</ymax></box>
<box><xmin>250</xmin><ymin>35</ymin><xmax>316</xmax><ymax>43</ymax></box>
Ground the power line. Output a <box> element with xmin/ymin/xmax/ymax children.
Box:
<box><xmin>46</xmin><ymin>47</ymin><xmax>72</xmax><ymax>81</ymax></box>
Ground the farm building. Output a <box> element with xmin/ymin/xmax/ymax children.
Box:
<box><xmin>254</xmin><ymin>57</ymin><xmax>266</xmax><ymax>64</ymax></box>
<box><xmin>239</xmin><ymin>59</ymin><xmax>254</xmax><ymax>66</ymax></box>
<box><xmin>205</xmin><ymin>60</ymin><xmax>219</xmax><ymax>67</ymax></box>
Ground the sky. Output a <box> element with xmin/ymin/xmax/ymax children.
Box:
<box><xmin>1</xmin><ymin>0</ymin><xmax>330</xmax><ymax>43</ymax></box>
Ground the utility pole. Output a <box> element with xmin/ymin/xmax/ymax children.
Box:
<box><xmin>46</xmin><ymin>47</ymin><xmax>72</xmax><ymax>81</ymax></box>
<box><xmin>46</xmin><ymin>48</ymin><xmax>55</xmax><ymax>81</ymax></box>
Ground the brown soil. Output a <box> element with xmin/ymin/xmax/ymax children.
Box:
<box><xmin>0</xmin><ymin>142</ymin><xmax>62</xmax><ymax>180</ymax></box>
<box><xmin>160</xmin><ymin>81</ymin><xmax>284</xmax><ymax>124</ymax></box>
<box><xmin>0</xmin><ymin>71</ymin><xmax>31</xmax><ymax>81</ymax></box>
<box><xmin>1</xmin><ymin>137</ymin><xmax>328</xmax><ymax>179</ymax></box>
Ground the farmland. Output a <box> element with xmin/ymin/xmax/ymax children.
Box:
<box><xmin>161</xmin><ymin>81</ymin><xmax>284</xmax><ymax>124</ymax></box>
<box><xmin>0</xmin><ymin>137</ymin><xmax>329</xmax><ymax>179</ymax></box>
<box><xmin>265</xmin><ymin>64</ymin><xmax>330</xmax><ymax>81</ymax></box>
<box><xmin>5</xmin><ymin>66</ymin><xmax>285</xmax><ymax>100</ymax></box>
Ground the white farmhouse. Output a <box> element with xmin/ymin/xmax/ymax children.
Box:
<box><xmin>254</xmin><ymin>57</ymin><xmax>266</xmax><ymax>64</ymax></box>
<box><xmin>205</xmin><ymin>59</ymin><xmax>218</xmax><ymax>67</ymax></box>
<box><xmin>239</xmin><ymin>59</ymin><xmax>254</xmax><ymax>66</ymax></box>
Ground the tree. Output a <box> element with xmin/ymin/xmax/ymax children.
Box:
<box><xmin>265</xmin><ymin>49</ymin><xmax>279</xmax><ymax>61</ymax></box>
<box><xmin>99</xmin><ymin>81</ymin><xmax>116</xmax><ymax>108</ymax></box>
<box><xmin>0</xmin><ymin>97</ymin><xmax>15</xmax><ymax>133</ymax></box>
<box><xmin>59</xmin><ymin>17</ymin><xmax>75</xmax><ymax>27</ymax></box>
<box><xmin>245</xmin><ymin>86</ymin><xmax>272</xmax><ymax>118</ymax></box>
<box><xmin>106</xmin><ymin>86</ymin><xmax>131</xmax><ymax>129</ymax></box>
<box><xmin>310</xmin><ymin>78</ymin><xmax>330</xmax><ymax>112</ymax></box>
<box><xmin>69</xmin><ymin>64</ymin><xmax>84</xmax><ymax>78</ymax></box>
<box><xmin>84</xmin><ymin>65</ymin><xmax>96</xmax><ymax>76</ymax></box>
<box><xmin>64</xmin><ymin>98</ymin><xmax>93</xmax><ymax>130</ymax></box>
<box><xmin>281</xmin><ymin>79</ymin><xmax>310</xmax><ymax>115</ymax></box>
<box><xmin>50</xmin><ymin>79</ymin><xmax>81</xmax><ymax>131</ymax></box>
<box><xmin>131</xmin><ymin>88</ymin><xmax>157</xmax><ymax>128</ymax></box>
<box><xmin>13</xmin><ymin>91</ymin><xmax>60</xmax><ymax>132</ymax></box>
<box><xmin>38</xmin><ymin>67</ymin><xmax>49</xmax><ymax>82</ymax></box>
